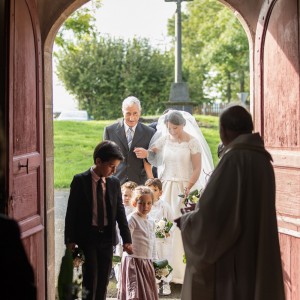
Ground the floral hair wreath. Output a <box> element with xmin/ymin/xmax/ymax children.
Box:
<box><xmin>132</xmin><ymin>186</ymin><xmax>154</xmax><ymax>204</ymax></box>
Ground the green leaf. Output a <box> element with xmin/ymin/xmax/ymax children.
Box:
<box><xmin>57</xmin><ymin>248</ymin><xmax>74</xmax><ymax>300</ymax></box>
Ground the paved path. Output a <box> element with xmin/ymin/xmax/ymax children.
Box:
<box><xmin>55</xmin><ymin>189</ymin><xmax>181</xmax><ymax>299</ymax></box>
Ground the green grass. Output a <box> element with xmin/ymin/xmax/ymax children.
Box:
<box><xmin>195</xmin><ymin>115</ymin><xmax>220</xmax><ymax>164</ymax></box>
<box><xmin>54</xmin><ymin>115</ymin><xmax>220</xmax><ymax>188</ymax></box>
<box><xmin>54</xmin><ymin>120</ymin><xmax>109</xmax><ymax>188</ymax></box>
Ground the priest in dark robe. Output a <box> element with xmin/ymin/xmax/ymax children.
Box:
<box><xmin>176</xmin><ymin>105</ymin><xmax>285</xmax><ymax>300</ymax></box>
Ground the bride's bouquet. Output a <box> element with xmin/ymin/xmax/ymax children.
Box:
<box><xmin>179</xmin><ymin>188</ymin><xmax>202</xmax><ymax>209</ymax></box>
<box><xmin>154</xmin><ymin>218</ymin><xmax>174</xmax><ymax>239</ymax></box>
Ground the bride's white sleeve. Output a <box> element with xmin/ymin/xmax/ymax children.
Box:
<box><xmin>188</xmin><ymin>137</ymin><xmax>202</xmax><ymax>154</ymax></box>
<box><xmin>147</xmin><ymin>136</ymin><xmax>166</xmax><ymax>167</ymax></box>
<box><xmin>189</xmin><ymin>137</ymin><xmax>214</xmax><ymax>188</ymax></box>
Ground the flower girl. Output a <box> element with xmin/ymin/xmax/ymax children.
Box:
<box><xmin>118</xmin><ymin>186</ymin><xmax>158</xmax><ymax>300</ymax></box>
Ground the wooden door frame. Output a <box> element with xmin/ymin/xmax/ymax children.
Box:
<box><xmin>0</xmin><ymin>0</ymin><xmax>8</xmax><ymax>213</ymax></box>
<box><xmin>42</xmin><ymin>1</ymin><xmax>255</xmax><ymax>299</ymax></box>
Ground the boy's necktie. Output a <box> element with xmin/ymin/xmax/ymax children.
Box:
<box><xmin>97</xmin><ymin>179</ymin><xmax>104</xmax><ymax>230</ymax></box>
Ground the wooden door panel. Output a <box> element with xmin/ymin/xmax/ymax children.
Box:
<box><xmin>262</xmin><ymin>0</ymin><xmax>300</xmax><ymax>222</ymax></box>
<box><xmin>290</xmin><ymin>237</ymin><xmax>300</xmax><ymax>299</ymax></box>
<box><xmin>12</xmin><ymin>153</ymin><xmax>42</xmax><ymax>222</ymax></box>
<box><xmin>255</xmin><ymin>0</ymin><xmax>300</xmax><ymax>299</ymax></box>
<box><xmin>13</xmin><ymin>0</ymin><xmax>37</xmax><ymax>155</ymax></box>
<box><xmin>263</xmin><ymin>0</ymin><xmax>299</xmax><ymax>149</ymax></box>
<box><xmin>278</xmin><ymin>233</ymin><xmax>291</xmax><ymax>299</ymax></box>
<box><xmin>12</xmin><ymin>172</ymin><xmax>39</xmax><ymax>219</ymax></box>
<box><xmin>255</xmin><ymin>0</ymin><xmax>300</xmax><ymax>217</ymax></box>
<box><xmin>8</xmin><ymin>0</ymin><xmax>45</xmax><ymax>298</ymax></box>
<box><xmin>275</xmin><ymin>168</ymin><xmax>300</xmax><ymax>216</ymax></box>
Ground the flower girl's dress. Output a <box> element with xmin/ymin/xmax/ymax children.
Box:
<box><xmin>118</xmin><ymin>211</ymin><xmax>158</xmax><ymax>300</ymax></box>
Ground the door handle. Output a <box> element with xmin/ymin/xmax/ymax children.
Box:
<box><xmin>19</xmin><ymin>158</ymin><xmax>29</xmax><ymax>174</ymax></box>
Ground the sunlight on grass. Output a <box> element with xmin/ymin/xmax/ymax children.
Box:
<box><xmin>54</xmin><ymin>116</ymin><xmax>220</xmax><ymax>188</ymax></box>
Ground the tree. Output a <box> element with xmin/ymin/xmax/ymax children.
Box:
<box><xmin>121</xmin><ymin>38</ymin><xmax>174</xmax><ymax>115</ymax></box>
<box><xmin>56</xmin><ymin>35</ymin><xmax>125</xmax><ymax>120</ymax></box>
<box><xmin>56</xmin><ymin>35</ymin><xmax>174</xmax><ymax>119</ymax></box>
<box><xmin>55</xmin><ymin>0</ymin><xmax>101</xmax><ymax>52</ymax></box>
<box><xmin>55</xmin><ymin>1</ymin><xmax>174</xmax><ymax>119</ymax></box>
<box><xmin>168</xmin><ymin>0</ymin><xmax>249</xmax><ymax>103</ymax></box>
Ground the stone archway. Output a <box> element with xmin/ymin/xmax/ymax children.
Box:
<box><xmin>219</xmin><ymin>1</ymin><xmax>255</xmax><ymax>113</ymax></box>
<box><xmin>42</xmin><ymin>1</ymin><xmax>254</xmax><ymax>298</ymax></box>
<box><xmin>43</xmin><ymin>1</ymin><xmax>89</xmax><ymax>299</ymax></box>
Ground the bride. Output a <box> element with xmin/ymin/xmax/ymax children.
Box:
<box><xmin>134</xmin><ymin>110</ymin><xmax>214</xmax><ymax>284</ymax></box>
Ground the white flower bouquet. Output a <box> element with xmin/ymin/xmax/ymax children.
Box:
<box><xmin>72</xmin><ymin>245</ymin><xmax>85</xmax><ymax>269</ymax></box>
<box><xmin>154</xmin><ymin>218</ymin><xmax>174</xmax><ymax>239</ymax></box>
<box><xmin>153</xmin><ymin>259</ymin><xmax>173</xmax><ymax>280</ymax></box>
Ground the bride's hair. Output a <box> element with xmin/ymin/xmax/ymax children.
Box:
<box><xmin>164</xmin><ymin>111</ymin><xmax>186</xmax><ymax>126</ymax></box>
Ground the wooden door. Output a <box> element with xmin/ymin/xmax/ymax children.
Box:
<box><xmin>0</xmin><ymin>0</ymin><xmax>7</xmax><ymax>207</ymax></box>
<box><xmin>254</xmin><ymin>0</ymin><xmax>300</xmax><ymax>299</ymax></box>
<box><xmin>7</xmin><ymin>0</ymin><xmax>45</xmax><ymax>298</ymax></box>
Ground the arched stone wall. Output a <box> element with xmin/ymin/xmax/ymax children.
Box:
<box><xmin>42</xmin><ymin>1</ymin><xmax>88</xmax><ymax>299</ymax></box>
<box><xmin>42</xmin><ymin>1</ymin><xmax>298</xmax><ymax>299</ymax></box>
<box><xmin>219</xmin><ymin>1</ymin><xmax>255</xmax><ymax>113</ymax></box>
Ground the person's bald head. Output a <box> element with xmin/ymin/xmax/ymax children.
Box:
<box><xmin>219</xmin><ymin>105</ymin><xmax>253</xmax><ymax>146</ymax></box>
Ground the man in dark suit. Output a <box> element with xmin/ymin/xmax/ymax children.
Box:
<box><xmin>64</xmin><ymin>140</ymin><xmax>133</xmax><ymax>300</ymax></box>
<box><xmin>0</xmin><ymin>214</ymin><xmax>37</xmax><ymax>300</ymax></box>
<box><xmin>103</xmin><ymin>96</ymin><xmax>155</xmax><ymax>185</ymax></box>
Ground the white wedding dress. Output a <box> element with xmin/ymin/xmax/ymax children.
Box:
<box><xmin>147</xmin><ymin>110</ymin><xmax>214</xmax><ymax>284</ymax></box>
<box><xmin>152</xmin><ymin>135</ymin><xmax>204</xmax><ymax>284</ymax></box>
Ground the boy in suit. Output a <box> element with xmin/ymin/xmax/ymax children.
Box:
<box><xmin>103</xmin><ymin>96</ymin><xmax>155</xmax><ymax>185</ymax></box>
<box><xmin>65</xmin><ymin>140</ymin><xmax>133</xmax><ymax>300</ymax></box>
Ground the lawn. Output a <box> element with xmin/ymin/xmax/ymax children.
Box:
<box><xmin>54</xmin><ymin>115</ymin><xmax>220</xmax><ymax>188</ymax></box>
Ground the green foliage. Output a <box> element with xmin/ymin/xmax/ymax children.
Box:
<box><xmin>55</xmin><ymin>1</ymin><xmax>174</xmax><ymax>119</ymax></box>
<box><xmin>54</xmin><ymin>116</ymin><xmax>220</xmax><ymax>188</ymax></box>
<box><xmin>121</xmin><ymin>38</ymin><xmax>174</xmax><ymax>115</ymax></box>
<box><xmin>56</xmin><ymin>36</ymin><xmax>174</xmax><ymax>119</ymax></box>
<box><xmin>195</xmin><ymin>114</ymin><xmax>220</xmax><ymax>163</ymax></box>
<box><xmin>56</xmin><ymin>36</ymin><xmax>125</xmax><ymax>120</ymax></box>
<box><xmin>55</xmin><ymin>1</ymin><xmax>101</xmax><ymax>53</ymax></box>
<box><xmin>55</xmin><ymin>0</ymin><xmax>249</xmax><ymax>116</ymax></box>
<box><xmin>167</xmin><ymin>0</ymin><xmax>250</xmax><ymax>103</ymax></box>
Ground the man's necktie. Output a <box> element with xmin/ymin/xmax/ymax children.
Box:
<box><xmin>97</xmin><ymin>179</ymin><xmax>104</xmax><ymax>230</ymax></box>
<box><xmin>127</xmin><ymin>127</ymin><xmax>133</xmax><ymax>149</ymax></box>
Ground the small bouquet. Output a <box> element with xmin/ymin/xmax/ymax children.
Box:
<box><xmin>72</xmin><ymin>245</ymin><xmax>85</xmax><ymax>269</ymax></box>
<box><xmin>58</xmin><ymin>247</ymin><xmax>89</xmax><ymax>300</ymax></box>
<box><xmin>178</xmin><ymin>188</ymin><xmax>202</xmax><ymax>209</ymax></box>
<box><xmin>154</xmin><ymin>218</ymin><xmax>174</xmax><ymax>239</ymax></box>
<box><xmin>153</xmin><ymin>259</ymin><xmax>173</xmax><ymax>281</ymax></box>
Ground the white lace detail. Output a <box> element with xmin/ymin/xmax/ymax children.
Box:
<box><xmin>148</xmin><ymin>110</ymin><xmax>214</xmax><ymax>189</ymax></box>
<box><xmin>188</xmin><ymin>137</ymin><xmax>201</xmax><ymax>155</ymax></box>
<box><xmin>151</xmin><ymin>135</ymin><xmax>167</xmax><ymax>150</ymax></box>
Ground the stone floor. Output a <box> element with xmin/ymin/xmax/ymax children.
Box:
<box><xmin>55</xmin><ymin>189</ymin><xmax>181</xmax><ymax>299</ymax></box>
